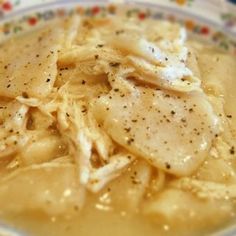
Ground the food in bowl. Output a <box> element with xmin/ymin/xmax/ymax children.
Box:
<box><xmin>0</xmin><ymin>9</ymin><xmax>235</xmax><ymax>236</ymax></box>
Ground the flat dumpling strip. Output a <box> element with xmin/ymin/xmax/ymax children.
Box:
<box><xmin>0</xmin><ymin>163</ymin><xmax>86</xmax><ymax>215</ymax></box>
<box><xmin>107</xmin><ymin>18</ymin><xmax>187</xmax><ymax>64</ymax></box>
<box><xmin>127</xmin><ymin>56</ymin><xmax>201</xmax><ymax>92</ymax></box>
<box><xmin>196</xmin><ymin>49</ymin><xmax>236</xmax><ymax>138</ymax></box>
<box><xmin>106</xmin><ymin>19</ymin><xmax>200</xmax><ymax>92</ymax></box>
<box><xmin>143</xmin><ymin>188</ymin><xmax>233</xmax><ymax>229</ymax></box>
<box><xmin>19</xmin><ymin>132</ymin><xmax>67</xmax><ymax>166</ymax></box>
<box><xmin>96</xmin><ymin>160</ymin><xmax>152</xmax><ymax>212</ymax></box>
<box><xmin>172</xmin><ymin>178</ymin><xmax>236</xmax><ymax>200</ymax></box>
<box><xmin>110</xmin><ymin>35</ymin><xmax>168</xmax><ymax>66</ymax></box>
<box><xmin>0</xmin><ymin>22</ymin><xmax>64</xmax><ymax>98</ymax></box>
<box><xmin>0</xmin><ymin>101</ymin><xmax>29</xmax><ymax>158</ymax></box>
<box><xmin>194</xmin><ymin>153</ymin><xmax>236</xmax><ymax>184</ymax></box>
<box><xmin>92</xmin><ymin>77</ymin><xmax>219</xmax><ymax>176</ymax></box>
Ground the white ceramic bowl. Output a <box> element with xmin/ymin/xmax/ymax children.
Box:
<box><xmin>0</xmin><ymin>0</ymin><xmax>235</xmax><ymax>235</ymax></box>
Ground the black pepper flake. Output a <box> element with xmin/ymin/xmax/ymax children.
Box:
<box><xmin>94</xmin><ymin>54</ymin><xmax>99</xmax><ymax>60</ymax></box>
<box><xmin>81</xmin><ymin>80</ymin><xmax>86</xmax><ymax>85</ymax></box>
<box><xmin>36</xmin><ymin>54</ymin><xmax>40</xmax><ymax>58</ymax></box>
<box><xmin>229</xmin><ymin>146</ymin><xmax>235</xmax><ymax>155</ymax></box>
<box><xmin>165</xmin><ymin>57</ymin><xmax>168</xmax><ymax>61</ymax></box>
<box><xmin>106</xmin><ymin>107</ymin><xmax>110</xmax><ymax>111</ymax></box>
<box><xmin>22</xmin><ymin>92</ymin><xmax>28</xmax><ymax>98</ymax></box>
<box><xmin>132</xmin><ymin>179</ymin><xmax>141</xmax><ymax>185</ymax></box>
<box><xmin>227</xmin><ymin>115</ymin><xmax>232</xmax><ymax>119</ymax></box>
<box><xmin>127</xmin><ymin>138</ymin><xmax>134</xmax><ymax>145</ymax></box>
<box><xmin>124</xmin><ymin>127</ymin><xmax>131</xmax><ymax>133</ymax></box>
<box><xmin>114</xmin><ymin>88</ymin><xmax>119</xmax><ymax>92</ymax></box>
<box><xmin>46</xmin><ymin>78</ymin><xmax>51</xmax><ymax>83</ymax></box>
<box><xmin>60</xmin><ymin>67</ymin><xmax>69</xmax><ymax>71</ymax></box>
<box><xmin>171</xmin><ymin>110</ymin><xmax>175</xmax><ymax>115</ymax></box>
<box><xmin>165</xmin><ymin>162</ymin><xmax>171</xmax><ymax>169</ymax></box>
<box><xmin>189</xmin><ymin>108</ymin><xmax>194</xmax><ymax>113</ymax></box>
<box><xmin>109</xmin><ymin>62</ymin><xmax>120</xmax><ymax>67</ymax></box>
<box><xmin>97</xmin><ymin>44</ymin><xmax>104</xmax><ymax>48</ymax></box>
<box><xmin>115</xmin><ymin>30</ymin><xmax>124</xmax><ymax>35</ymax></box>
<box><xmin>131</xmin><ymin>119</ymin><xmax>138</xmax><ymax>123</ymax></box>
<box><xmin>38</xmin><ymin>36</ymin><xmax>43</xmax><ymax>42</ymax></box>
<box><xmin>66</xmin><ymin>113</ymin><xmax>70</xmax><ymax>117</ymax></box>
<box><xmin>7</xmin><ymin>84</ymin><xmax>11</xmax><ymax>88</ymax></box>
<box><xmin>123</xmin><ymin>105</ymin><xmax>127</xmax><ymax>109</ymax></box>
<box><xmin>82</xmin><ymin>107</ymin><xmax>87</xmax><ymax>113</ymax></box>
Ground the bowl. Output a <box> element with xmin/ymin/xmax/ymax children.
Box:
<box><xmin>0</xmin><ymin>0</ymin><xmax>235</xmax><ymax>235</ymax></box>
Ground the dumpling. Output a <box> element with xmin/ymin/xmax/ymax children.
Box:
<box><xmin>0</xmin><ymin>163</ymin><xmax>85</xmax><ymax>215</ymax></box>
<box><xmin>0</xmin><ymin>23</ymin><xmax>64</xmax><ymax>98</ymax></box>
<box><xmin>92</xmin><ymin>81</ymin><xmax>219</xmax><ymax>176</ymax></box>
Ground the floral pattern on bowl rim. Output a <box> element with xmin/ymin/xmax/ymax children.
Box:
<box><xmin>0</xmin><ymin>1</ymin><xmax>235</xmax><ymax>236</ymax></box>
<box><xmin>0</xmin><ymin>0</ymin><xmax>235</xmax><ymax>55</ymax></box>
